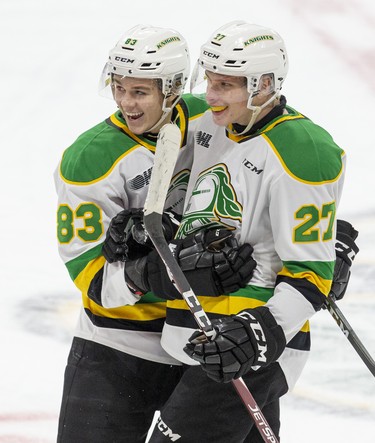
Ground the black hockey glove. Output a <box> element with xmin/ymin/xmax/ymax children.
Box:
<box><xmin>330</xmin><ymin>219</ymin><xmax>359</xmax><ymax>301</ymax></box>
<box><xmin>184</xmin><ymin>306</ymin><xmax>286</xmax><ymax>383</ymax></box>
<box><xmin>125</xmin><ymin>228</ymin><xmax>256</xmax><ymax>299</ymax></box>
<box><xmin>102</xmin><ymin>209</ymin><xmax>179</xmax><ymax>262</ymax></box>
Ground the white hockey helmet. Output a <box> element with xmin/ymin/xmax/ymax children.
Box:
<box><xmin>100</xmin><ymin>24</ymin><xmax>190</xmax><ymax>100</ymax></box>
<box><xmin>191</xmin><ymin>21</ymin><xmax>288</xmax><ymax>133</ymax></box>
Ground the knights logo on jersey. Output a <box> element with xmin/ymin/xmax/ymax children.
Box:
<box><xmin>165</xmin><ymin>169</ymin><xmax>190</xmax><ymax>214</ymax></box>
<box><xmin>176</xmin><ymin>164</ymin><xmax>242</xmax><ymax>238</ymax></box>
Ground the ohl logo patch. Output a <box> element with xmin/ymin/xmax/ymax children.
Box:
<box><xmin>196</xmin><ymin>131</ymin><xmax>213</xmax><ymax>148</ymax></box>
<box><xmin>128</xmin><ymin>167</ymin><xmax>152</xmax><ymax>190</ymax></box>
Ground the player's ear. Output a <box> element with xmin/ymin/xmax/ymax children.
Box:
<box><xmin>259</xmin><ymin>74</ymin><xmax>274</xmax><ymax>95</ymax></box>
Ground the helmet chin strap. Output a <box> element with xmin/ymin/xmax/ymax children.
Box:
<box><xmin>227</xmin><ymin>91</ymin><xmax>280</xmax><ymax>136</ymax></box>
<box><xmin>146</xmin><ymin>94</ymin><xmax>181</xmax><ymax>134</ymax></box>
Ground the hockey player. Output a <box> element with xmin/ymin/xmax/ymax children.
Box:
<box><xmin>54</xmin><ymin>24</ymin><xmax>256</xmax><ymax>443</ymax></box>
<box><xmin>143</xmin><ymin>21</ymin><xmax>354</xmax><ymax>442</ymax></box>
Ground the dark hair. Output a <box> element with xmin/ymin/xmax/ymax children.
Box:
<box><xmin>155</xmin><ymin>78</ymin><xmax>163</xmax><ymax>91</ymax></box>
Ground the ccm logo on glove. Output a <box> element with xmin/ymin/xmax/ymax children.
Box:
<box><xmin>237</xmin><ymin>311</ymin><xmax>267</xmax><ymax>365</ymax></box>
<box><xmin>184</xmin><ymin>306</ymin><xmax>286</xmax><ymax>383</ymax></box>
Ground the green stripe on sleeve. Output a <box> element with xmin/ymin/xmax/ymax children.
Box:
<box><xmin>65</xmin><ymin>243</ymin><xmax>103</xmax><ymax>281</ymax></box>
<box><xmin>283</xmin><ymin>260</ymin><xmax>335</xmax><ymax>280</ymax></box>
<box><xmin>230</xmin><ymin>285</ymin><xmax>274</xmax><ymax>302</ymax></box>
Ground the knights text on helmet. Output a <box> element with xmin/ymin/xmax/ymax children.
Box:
<box><xmin>244</xmin><ymin>35</ymin><xmax>274</xmax><ymax>47</ymax></box>
<box><xmin>157</xmin><ymin>36</ymin><xmax>181</xmax><ymax>50</ymax></box>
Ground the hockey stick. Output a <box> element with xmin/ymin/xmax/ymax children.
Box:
<box><xmin>144</xmin><ymin>123</ymin><xmax>280</xmax><ymax>443</ymax></box>
<box><xmin>325</xmin><ymin>295</ymin><xmax>375</xmax><ymax>377</ymax></box>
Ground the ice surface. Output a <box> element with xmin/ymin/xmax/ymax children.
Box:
<box><xmin>1</xmin><ymin>0</ymin><xmax>374</xmax><ymax>441</ymax></box>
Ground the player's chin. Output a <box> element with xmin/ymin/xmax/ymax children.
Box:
<box><xmin>211</xmin><ymin>112</ymin><xmax>230</xmax><ymax>127</ymax></box>
<box><xmin>126</xmin><ymin>118</ymin><xmax>147</xmax><ymax>134</ymax></box>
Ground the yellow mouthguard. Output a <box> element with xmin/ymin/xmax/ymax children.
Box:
<box><xmin>211</xmin><ymin>106</ymin><xmax>227</xmax><ymax>112</ymax></box>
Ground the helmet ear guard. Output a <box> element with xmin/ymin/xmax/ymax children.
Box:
<box><xmin>167</xmin><ymin>72</ymin><xmax>185</xmax><ymax>96</ymax></box>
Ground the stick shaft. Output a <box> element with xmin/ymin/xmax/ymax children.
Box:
<box><xmin>144</xmin><ymin>124</ymin><xmax>280</xmax><ymax>442</ymax></box>
<box><xmin>325</xmin><ymin>296</ymin><xmax>375</xmax><ymax>377</ymax></box>
<box><xmin>144</xmin><ymin>212</ymin><xmax>279</xmax><ymax>442</ymax></box>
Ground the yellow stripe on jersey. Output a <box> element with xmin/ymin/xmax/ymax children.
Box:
<box><xmin>74</xmin><ymin>255</ymin><xmax>167</xmax><ymax>321</ymax></box>
<box><xmin>176</xmin><ymin>103</ymin><xmax>187</xmax><ymax>134</ymax></box>
<box><xmin>262</xmin><ymin>113</ymin><xmax>305</xmax><ymax>133</ymax></box>
<box><xmin>226</xmin><ymin>114</ymin><xmax>305</xmax><ymax>144</ymax></box>
<box><xmin>110</xmin><ymin>103</ymin><xmax>187</xmax><ymax>151</ymax></box>
<box><xmin>167</xmin><ymin>295</ymin><xmax>266</xmax><ymax>315</ymax></box>
<box><xmin>300</xmin><ymin>321</ymin><xmax>310</xmax><ymax>333</ymax></box>
<box><xmin>74</xmin><ymin>255</ymin><xmax>106</xmax><ymax>295</ymax></box>
<box><xmin>167</xmin><ymin>300</ymin><xmax>311</xmax><ymax>334</ymax></box>
<box><xmin>168</xmin><ymin>297</ymin><xmax>311</xmax><ymax>333</ymax></box>
<box><xmin>189</xmin><ymin>112</ymin><xmax>206</xmax><ymax>121</ymax></box>
<box><xmin>278</xmin><ymin>266</ymin><xmax>332</xmax><ymax>296</ymax></box>
<box><xmin>82</xmin><ymin>294</ymin><xmax>167</xmax><ymax>321</ymax></box>
<box><xmin>226</xmin><ymin>127</ymin><xmax>250</xmax><ymax>143</ymax></box>
<box><xmin>110</xmin><ymin>114</ymin><xmax>157</xmax><ymax>152</ymax></box>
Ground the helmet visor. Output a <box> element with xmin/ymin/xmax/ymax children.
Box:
<box><xmin>98</xmin><ymin>62</ymin><xmax>114</xmax><ymax>99</ymax></box>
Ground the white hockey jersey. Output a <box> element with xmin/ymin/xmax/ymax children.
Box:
<box><xmin>161</xmin><ymin>104</ymin><xmax>346</xmax><ymax>388</ymax></box>
<box><xmin>54</xmin><ymin>95</ymin><xmax>208</xmax><ymax>364</ymax></box>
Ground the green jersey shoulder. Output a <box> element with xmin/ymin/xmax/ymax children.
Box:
<box><xmin>59</xmin><ymin>111</ymin><xmax>145</xmax><ymax>184</ymax></box>
<box><xmin>181</xmin><ymin>93</ymin><xmax>210</xmax><ymax>120</ymax></box>
<box><xmin>59</xmin><ymin>96</ymin><xmax>208</xmax><ymax>185</ymax></box>
<box><xmin>262</xmin><ymin>106</ymin><xmax>345</xmax><ymax>183</ymax></box>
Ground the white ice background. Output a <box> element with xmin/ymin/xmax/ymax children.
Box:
<box><xmin>1</xmin><ymin>0</ymin><xmax>374</xmax><ymax>441</ymax></box>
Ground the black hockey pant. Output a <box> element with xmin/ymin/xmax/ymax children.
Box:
<box><xmin>57</xmin><ymin>337</ymin><xmax>184</xmax><ymax>443</ymax></box>
<box><xmin>148</xmin><ymin>362</ymin><xmax>288</xmax><ymax>443</ymax></box>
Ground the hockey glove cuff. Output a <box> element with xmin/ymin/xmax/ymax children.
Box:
<box><xmin>103</xmin><ymin>209</ymin><xmax>180</xmax><ymax>262</ymax></box>
<box><xmin>125</xmin><ymin>228</ymin><xmax>256</xmax><ymax>300</ymax></box>
<box><xmin>184</xmin><ymin>306</ymin><xmax>286</xmax><ymax>383</ymax></box>
<box><xmin>330</xmin><ymin>219</ymin><xmax>359</xmax><ymax>301</ymax></box>
<box><xmin>148</xmin><ymin>228</ymin><xmax>255</xmax><ymax>299</ymax></box>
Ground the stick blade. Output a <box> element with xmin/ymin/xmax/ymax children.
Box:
<box><xmin>144</xmin><ymin>123</ymin><xmax>181</xmax><ymax>216</ymax></box>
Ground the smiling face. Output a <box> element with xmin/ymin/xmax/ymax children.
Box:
<box><xmin>205</xmin><ymin>71</ymin><xmax>252</xmax><ymax>127</ymax></box>
<box><xmin>112</xmin><ymin>75</ymin><xmax>168</xmax><ymax>134</ymax></box>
